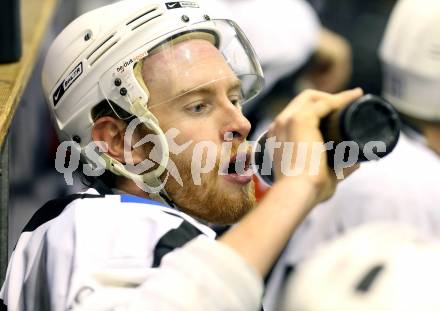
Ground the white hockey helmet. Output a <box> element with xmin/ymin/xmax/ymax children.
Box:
<box><xmin>42</xmin><ymin>0</ymin><xmax>264</xmax><ymax>194</ymax></box>
<box><xmin>280</xmin><ymin>223</ymin><xmax>440</xmax><ymax>311</ymax></box>
<box><xmin>379</xmin><ymin>0</ymin><xmax>440</xmax><ymax>121</ymax></box>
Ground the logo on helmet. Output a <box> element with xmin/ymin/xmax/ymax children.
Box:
<box><xmin>53</xmin><ymin>62</ymin><xmax>83</xmax><ymax>106</ymax></box>
<box><xmin>165</xmin><ymin>1</ymin><xmax>199</xmax><ymax>10</ymax></box>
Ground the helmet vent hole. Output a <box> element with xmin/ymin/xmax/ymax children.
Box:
<box><xmin>131</xmin><ymin>14</ymin><xmax>163</xmax><ymax>31</ymax></box>
<box><xmin>126</xmin><ymin>7</ymin><xmax>162</xmax><ymax>31</ymax></box>
<box><xmin>84</xmin><ymin>31</ymin><xmax>92</xmax><ymax>41</ymax></box>
<box><xmin>355</xmin><ymin>264</ymin><xmax>385</xmax><ymax>293</ymax></box>
<box><xmin>87</xmin><ymin>34</ymin><xmax>118</xmax><ymax>66</ymax></box>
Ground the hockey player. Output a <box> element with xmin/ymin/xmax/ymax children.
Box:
<box><xmin>0</xmin><ymin>0</ymin><xmax>362</xmax><ymax>309</ymax></box>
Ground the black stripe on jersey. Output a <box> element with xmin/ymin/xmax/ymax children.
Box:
<box><xmin>22</xmin><ymin>193</ymin><xmax>103</xmax><ymax>233</ymax></box>
<box><xmin>152</xmin><ymin>220</ymin><xmax>203</xmax><ymax>267</ymax></box>
<box><xmin>91</xmin><ymin>179</ymin><xmax>114</xmax><ymax>195</ymax></box>
<box><xmin>0</xmin><ymin>298</ymin><xmax>7</xmax><ymax>310</ymax></box>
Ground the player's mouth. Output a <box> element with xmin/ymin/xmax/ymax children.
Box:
<box><xmin>221</xmin><ymin>152</ymin><xmax>253</xmax><ymax>185</ymax></box>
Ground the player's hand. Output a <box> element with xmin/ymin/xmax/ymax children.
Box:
<box><xmin>267</xmin><ymin>88</ymin><xmax>363</xmax><ymax>204</ymax></box>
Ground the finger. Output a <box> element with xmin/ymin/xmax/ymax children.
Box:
<box><xmin>295</xmin><ymin>89</ymin><xmax>334</xmax><ymax>102</ymax></box>
<box><xmin>312</xmin><ymin>88</ymin><xmax>364</xmax><ymax>119</ymax></box>
<box><xmin>278</xmin><ymin>89</ymin><xmax>334</xmax><ymax>119</ymax></box>
<box><xmin>331</xmin><ymin>88</ymin><xmax>364</xmax><ymax>109</ymax></box>
<box><xmin>312</xmin><ymin>99</ymin><xmax>335</xmax><ymax>119</ymax></box>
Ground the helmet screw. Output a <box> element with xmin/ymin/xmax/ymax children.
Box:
<box><xmin>181</xmin><ymin>15</ymin><xmax>190</xmax><ymax>23</ymax></box>
<box><xmin>120</xmin><ymin>87</ymin><xmax>128</xmax><ymax>96</ymax></box>
<box><xmin>114</xmin><ymin>78</ymin><xmax>122</xmax><ymax>86</ymax></box>
<box><xmin>203</xmin><ymin>14</ymin><xmax>210</xmax><ymax>21</ymax></box>
<box><xmin>73</xmin><ymin>135</ymin><xmax>81</xmax><ymax>143</ymax></box>
<box><xmin>84</xmin><ymin>32</ymin><xmax>92</xmax><ymax>41</ymax></box>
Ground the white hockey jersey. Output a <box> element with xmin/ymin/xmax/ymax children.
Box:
<box><xmin>0</xmin><ymin>188</ymin><xmax>263</xmax><ymax>310</ymax></box>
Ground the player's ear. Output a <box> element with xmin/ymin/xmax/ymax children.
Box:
<box><xmin>92</xmin><ymin>116</ymin><xmax>127</xmax><ymax>163</ymax></box>
<box><xmin>92</xmin><ymin>116</ymin><xmax>148</xmax><ymax>165</ymax></box>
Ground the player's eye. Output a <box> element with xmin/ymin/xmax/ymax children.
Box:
<box><xmin>230</xmin><ymin>96</ymin><xmax>243</xmax><ymax>108</ymax></box>
<box><xmin>185</xmin><ymin>102</ymin><xmax>209</xmax><ymax>114</ymax></box>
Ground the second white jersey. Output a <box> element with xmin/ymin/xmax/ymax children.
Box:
<box><xmin>264</xmin><ymin>131</ymin><xmax>440</xmax><ymax>311</ymax></box>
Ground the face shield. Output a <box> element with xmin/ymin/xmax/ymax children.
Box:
<box><xmin>99</xmin><ymin>19</ymin><xmax>263</xmax><ymax>120</ymax></box>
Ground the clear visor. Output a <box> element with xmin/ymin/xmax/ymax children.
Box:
<box><xmin>99</xmin><ymin>19</ymin><xmax>264</xmax><ymax>122</ymax></box>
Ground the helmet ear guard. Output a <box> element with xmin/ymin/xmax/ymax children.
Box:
<box><xmin>98</xmin><ymin>60</ymin><xmax>171</xmax><ymax>197</ymax></box>
<box><xmin>94</xmin><ymin>50</ymin><xmax>169</xmax><ymax>197</ymax></box>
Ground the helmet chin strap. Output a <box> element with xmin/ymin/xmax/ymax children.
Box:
<box><xmin>100</xmin><ymin>99</ymin><xmax>175</xmax><ymax>207</ymax></box>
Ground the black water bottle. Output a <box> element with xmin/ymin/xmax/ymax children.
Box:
<box><xmin>0</xmin><ymin>0</ymin><xmax>21</xmax><ymax>63</ymax></box>
<box><xmin>254</xmin><ymin>94</ymin><xmax>401</xmax><ymax>185</ymax></box>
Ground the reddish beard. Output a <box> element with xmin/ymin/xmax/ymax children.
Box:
<box><xmin>163</xmin><ymin>148</ymin><xmax>256</xmax><ymax>225</ymax></box>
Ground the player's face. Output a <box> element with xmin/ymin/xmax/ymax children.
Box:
<box><xmin>142</xmin><ymin>39</ymin><xmax>255</xmax><ymax>224</ymax></box>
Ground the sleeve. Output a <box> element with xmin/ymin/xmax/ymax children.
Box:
<box><xmin>282</xmin><ymin>179</ymin><xmax>403</xmax><ymax>264</ymax></box>
<box><xmin>68</xmin><ymin>236</ymin><xmax>264</xmax><ymax>311</ymax></box>
<box><xmin>275</xmin><ymin>172</ymin><xmax>419</xmax><ymax>279</ymax></box>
